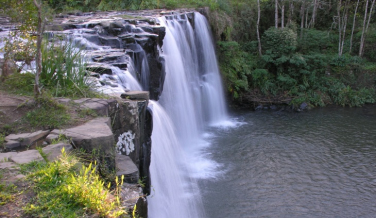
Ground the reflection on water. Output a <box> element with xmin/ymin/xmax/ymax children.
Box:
<box><xmin>200</xmin><ymin>105</ymin><xmax>376</xmax><ymax>218</ymax></box>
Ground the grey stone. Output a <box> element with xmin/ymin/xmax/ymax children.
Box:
<box><xmin>0</xmin><ymin>152</ymin><xmax>17</xmax><ymax>162</ymax></box>
<box><xmin>52</xmin><ymin>117</ymin><xmax>114</xmax><ymax>156</ymax></box>
<box><xmin>81</xmin><ymin>101</ymin><xmax>108</xmax><ymax>116</ymax></box>
<box><xmin>5</xmin><ymin>130</ymin><xmax>50</xmax><ymax>147</ymax></box>
<box><xmin>86</xmin><ymin>63</ymin><xmax>113</xmax><ymax>75</ymax></box>
<box><xmin>300</xmin><ymin>102</ymin><xmax>309</xmax><ymax>111</ymax></box>
<box><xmin>121</xmin><ymin>183</ymin><xmax>142</xmax><ymax>210</ymax></box>
<box><xmin>4</xmin><ymin>140</ymin><xmax>21</xmax><ymax>150</ymax></box>
<box><xmin>0</xmin><ymin>162</ymin><xmax>18</xmax><ymax>169</ymax></box>
<box><xmin>56</xmin><ymin>98</ymin><xmax>71</xmax><ymax>105</ymax></box>
<box><xmin>121</xmin><ymin>91</ymin><xmax>149</xmax><ymax>101</ymax></box>
<box><xmin>42</xmin><ymin>143</ymin><xmax>73</xmax><ymax>162</ymax></box>
<box><xmin>116</xmin><ymin>154</ymin><xmax>139</xmax><ymax>183</ymax></box>
<box><xmin>45</xmin><ymin>133</ymin><xmax>60</xmax><ymax>144</ymax></box>
<box><xmin>9</xmin><ymin>150</ymin><xmax>43</xmax><ymax>164</ymax></box>
<box><xmin>73</xmin><ymin>98</ymin><xmax>91</xmax><ymax>104</ymax></box>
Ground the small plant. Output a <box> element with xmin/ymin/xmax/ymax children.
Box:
<box><xmin>23</xmin><ymin>148</ymin><xmax>126</xmax><ymax>217</ymax></box>
<box><xmin>78</xmin><ymin>108</ymin><xmax>98</xmax><ymax>118</ymax></box>
<box><xmin>0</xmin><ymin>172</ymin><xmax>18</xmax><ymax>205</ymax></box>
<box><xmin>50</xmin><ymin>134</ymin><xmax>70</xmax><ymax>144</ymax></box>
<box><xmin>41</xmin><ymin>39</ymin><xmax>96</xmax><ymax>98</ymax></box>
<box><xmin>36</xmin><ymin>147</ymin><xmax>49</xmax><ymax>163</ymax></box>
<box><xmin>0</xmin><ymin>133</ymin><xmax>5</xmax><ymax>149</ymax></box>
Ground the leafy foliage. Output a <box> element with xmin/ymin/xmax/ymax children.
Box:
<box><xmin>218</xmin><ymin>41</ymin><xmax>253</xmax><ymax>99</ymax></box>
<box><xmin>40</xmin><ymin>40</ymin><xmax>97</xmax><ymax>98</ymax></box>
<box><xmin>23</xmin><ymin>148</ymin><xmax>125</xmax><ymax>217</ymax></box>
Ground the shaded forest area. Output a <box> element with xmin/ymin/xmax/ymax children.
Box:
<box><xmin>1</xmin><ymin>0</ymin><xmax>376</xmax><ymax>108</ymax></box>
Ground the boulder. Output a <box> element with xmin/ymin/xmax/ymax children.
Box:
<box><xmin>116</xmin><ymin>154</ymin><xmax>139</xmax><ymax>183</ymax></box>
<box><xmin>52</xmin><ymin>117</ymin><xmax>115</xmax><ymax>157</ymax></box>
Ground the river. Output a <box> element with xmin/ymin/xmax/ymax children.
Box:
<box><xmin>200</xmin><ymin>105</ymin><xmax>376</xmax><ymax>218</ymax></box>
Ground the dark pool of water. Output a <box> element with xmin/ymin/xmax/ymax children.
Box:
<box><xmin>200</xmin><ymin>105</ymin><xmax>376</xmax><ymax>218</ymax></box>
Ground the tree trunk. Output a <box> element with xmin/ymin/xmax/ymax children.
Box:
<box><xmin>275</xmin><ymin>0</ymin><xmax>279</xmax><ymax>28</ymax></box>
<box><xmin>257</xmin><ymin>0</ymin><xmax>262</xmax><ymax>56</ymax></box>
<box><xmin>305</xmin><ymin>3</ymin><xmax>309</xmax><ymax>28</ymax></box>
<box><xmin>339</xmin><ymin>0</ymin><xmax>349</xmax><ymax>56</ymax></box>
<box><xmin>288</xmin><ymin>0</ymin><xmax>293</xmax><ymax>26</ymax></box>
<box><xmin>361</xmin><ymin>0</ymin><xmax>376</xmax><ymax>56</ymax></box>
<box><xmin>349</xmin><ymin>0</ymin><xmax>360</xmax><ymax>53</ymax></box>
<box><xmin>338</xmin><ymin>0</ymin><xmax>342</xmax><ymax>56</ymax></box>
<box><xmin>33</xmin><ymin>0</ymin><xmax>43</xmax><ymax>98</ymax></box>
<box><xmin>311</xmin><ymin>0</ymin><xmax>318</xmax><ymax>28</ymax></box>
<box><xmin>300</xmin><ymin>1</ymin><xmax>305</xmax><ymax>39</ymax></box>
<box><xmin>282</xmin><ymin>1</ymin><xmax>285</xmax><ymax>28</ymax></box>
<box><xmin>359</xmin><ymin>0</ymin><xmax>369</xmax><ymax>57</ymax></box>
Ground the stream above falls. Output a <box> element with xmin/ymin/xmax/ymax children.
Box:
<box><xmin>199</xmin><ymin>105</ymin><xmax>376</xmax><ymax>218</ymax></box>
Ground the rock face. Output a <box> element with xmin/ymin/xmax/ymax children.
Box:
<box><xmin>46</xmin><ymin>11</ymin><xmax>166</xmax><ymax>100</ymax></box>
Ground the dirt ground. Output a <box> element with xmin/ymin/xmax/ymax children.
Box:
<box><xmin>0</xmin><ymin>90</ymin><xmax>31</xmax><ymax>132</ymax></box>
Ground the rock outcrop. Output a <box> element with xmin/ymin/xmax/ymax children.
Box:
<box><xmin>46</xmin><ymin>11</ymin><xmax>166</xmax><ymax>100</ymax></box>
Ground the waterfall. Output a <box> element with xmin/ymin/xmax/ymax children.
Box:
<box><xmin>148</xmin><ymin>12</ymin><xmax>228</xmax><ymax>218</ymax></box>
<box><xmin>148</xmin><ymin>101</ymin><xmax>205</xmax><ymax>218</ymax></box>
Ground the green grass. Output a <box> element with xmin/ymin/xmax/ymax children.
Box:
<box><xmin>23</xmin><ymin>95</ymin><xmax>71</xmax><ymax>129</ymax></box>
<box><xmin>1</xmin><ymin>72</ymin><xmax>35</xmax><ymax>96</ymax></box>
<box><xmin>22</xmin><ymin>148</ymin><xmax>126</xmax><ymax>217</ymax></box>
<box><xmin>0</xmin><ymin>171</ymin><xmax>18</xmax><ymax>205</ymax></box>
<box><xmin>0</xmin><ymin>133</ymin><xmax>4</xmax><ymax>149</ymax></box>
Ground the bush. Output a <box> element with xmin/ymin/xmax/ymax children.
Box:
<box><xmin>23</xmin><ymin>148</ymin><xmax>125</xmax><ymax>217</ymax></box>
<box><xmin>41</xmin><ymin>40</ymin><xmax>94</xmax><ymax>98</ymax></box>
<box><xmin>218</xmin><ymin>41</ymin><xmax>253</xmax><ymax>99</ymax></box>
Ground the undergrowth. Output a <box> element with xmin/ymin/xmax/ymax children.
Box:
<box><xmin>0</xmin><ymin>172</ymin><xmax>17</xmax><ymax>206</ymax></box>
<box><xmin>22</xmin><ymin>148</ymin><xmax>126</xmax><ymax>217</ymax></box>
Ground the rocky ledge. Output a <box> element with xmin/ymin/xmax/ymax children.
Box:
<box><xmin>0</xmin><ymin>92</ymin><xmax>152</xmax><ymax>216</ymax></box>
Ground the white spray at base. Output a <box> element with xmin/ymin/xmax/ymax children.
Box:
<box><xmin>148</xmin><ymin>12</ymin><xmax>230</xmax><ymax>218</ymax></box>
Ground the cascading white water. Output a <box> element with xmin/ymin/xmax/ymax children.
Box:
<box><xmin>148</xmin><ymin>12</ymin><xmax>229</xmax><ymax>218</ymax></box>
<box><xmin>148</xmin><ymin>101</ymin><xmax>205</xmax><ymax>218</ymax></box>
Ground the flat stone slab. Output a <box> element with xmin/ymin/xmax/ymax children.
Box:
<box><xmin>52</xmin><ymin>117</ymin><xmax>114</xmax><ymax>155</ymax></box>
<box><xmin>9</xmin><ymin>150</ymin><xmax>43</xmax><ymax>164</ymax></box>
<box><xmin>116</xmin><ymin>154</ymin><xmax>139</xmax><ymax>183</ymax></box>
<box><xmin>5</xmin><ymin>130</ymin><xmax>50</xmax><ymax>147</ymax></box>
<box><xmin>45</xmin><ymin>133</ymin><xmax>60</xmax><ymax>144</ymax></box>
<box><xmin>120</xmin><ymin>91</ymin><xmax>149</xmax><ymax>101</ymax></box>
<box><xmin>0</xmin><ymin>161</ymin><xmax>18</xmax><ymax>169</ymax></box>
<box><xmin>0</xmin><ymin>152</ymin><xmax>18</xmax><ymax>162</ymax></box>
<box><xmin>42</xmin><ymin>143</ymin><xmax>73</xmax><ymax>162</ymax></box>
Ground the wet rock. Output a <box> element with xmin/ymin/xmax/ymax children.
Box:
<box><xmin>299</xmin><ymin>102</ymin><xmax>309</xmax><ymax>111</ymax></box>
<box><xmin>255</xmin><ymin>105</ymin><xmax>263</xmax><ymax>111</ymax></box>
<box><xmin>86</xmin><ymin>63</ymin><xmax>113</xmax><ymax>75</ymax></box>
<box><xmin>98</xmin><ymin>36</ymin><xmax>121</xmax><ymax>48</ymax></box>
